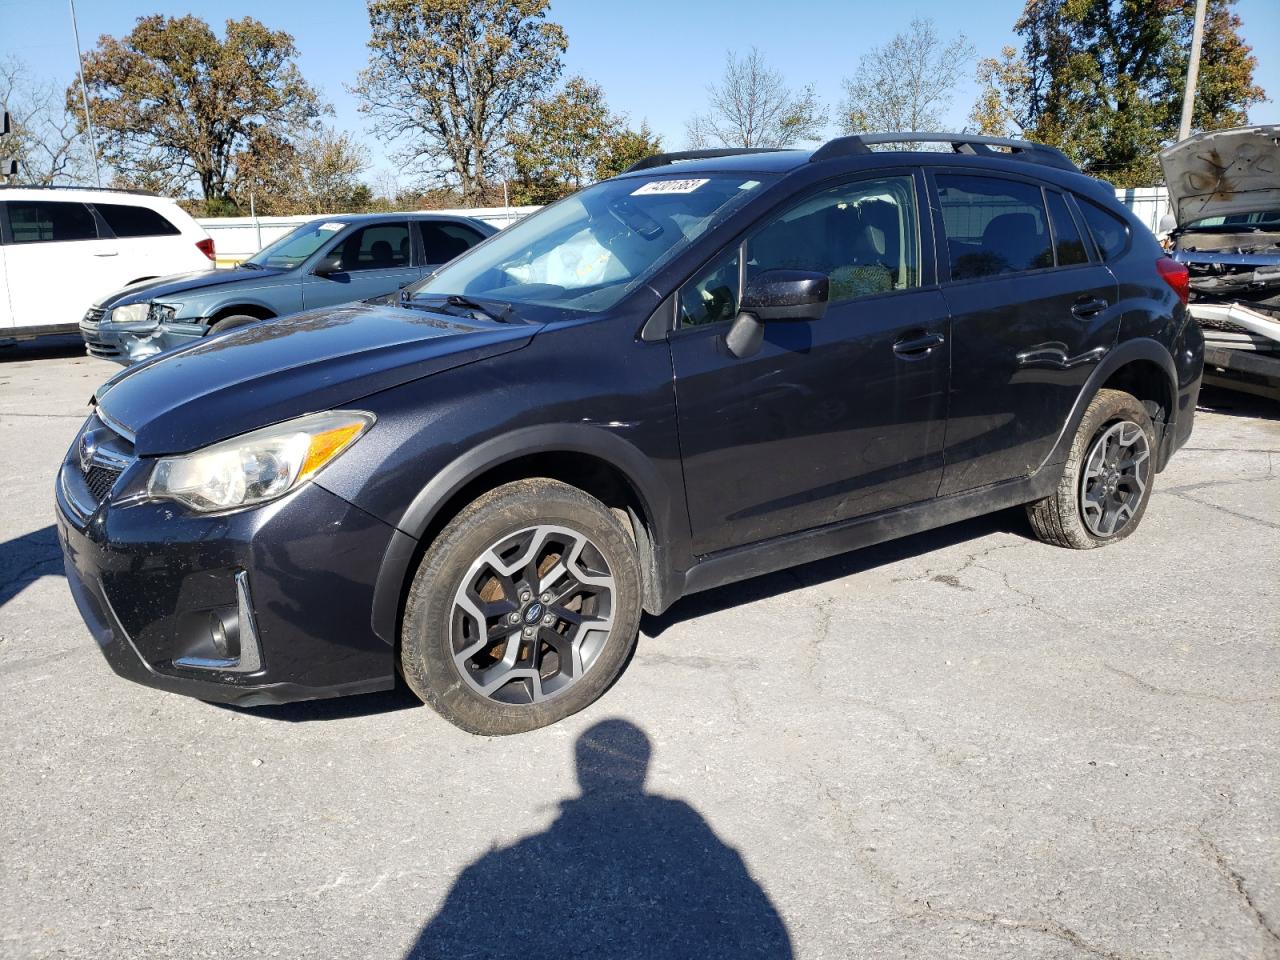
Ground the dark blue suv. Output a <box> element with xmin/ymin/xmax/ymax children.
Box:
<box><xmin>55</xmin><ymin>133</ymin><xmax>1203</xmax><ymax>734</ymax></box>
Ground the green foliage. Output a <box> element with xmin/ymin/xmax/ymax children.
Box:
<box><xmin>509</xmin><ymin>77</ymin><xmax>661</xmax><ymax>204</ymax></box>
<box><xmin>72</xmin><ymin>15</ymin><xmax>323</xmax><ymax>202</ymax></box>
<box><xmin>355</xmin><ymin>0</ymin><xmax>567</xmax><ymax>203</ymax></box>
<box><xmin>983</xmin><ymin>0</ymin><xmax>1265</xmax><ymax>186</ymax></box>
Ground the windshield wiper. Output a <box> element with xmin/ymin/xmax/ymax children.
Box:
<box><xmin>239</xmin><ymin>261</ymin><xmax>264</xmax><ymax>270</ymax></box>
<box><xmin>413</xmin><ymin>294</ymin><xmax>513</xmax><ymax>323</ymax></box>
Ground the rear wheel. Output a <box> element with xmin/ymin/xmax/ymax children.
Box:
<box><xmin>1026</xmin><ymin>388</ymin><xmax>1157</xmax><ymax>549</ymax></box>
<box><xmin>400</xmin><ymin>479</ymin><xmax>643</xmax><ymax>735</ymax></box>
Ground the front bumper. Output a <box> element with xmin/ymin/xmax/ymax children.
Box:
<box><xmin>55</xmin><ymin>430</ymin><xmax>401</xmax><ymax>706</ymax></box>
<box><xmin>80</xmin><ymin>315</ymin><xmax>206</xmax><ymax>365</ymax></box>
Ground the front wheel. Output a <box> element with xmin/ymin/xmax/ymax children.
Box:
<box><xmin>400</xmin><ymin>479</ymin><xmax>643</xmax><ymax>735</ymax></box>
<box><xmin>1026</xmin><ymin>388</ymin><xmax>1157</xmax><ymax>549</ymax></box>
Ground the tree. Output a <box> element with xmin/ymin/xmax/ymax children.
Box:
<box><xmin>73</xmin><ymin>15</ymin><xmax>322</xmax><ymax>205</ymax></box>
<box><xmin>993</xmin><ymin>0</ymin><xmax>1265</xmax><ymax>185</ymax></box>
<box><xmin>968</xmin><ymin>46</ymin><xmax>1031</xmax><ymax>137</ymax></box>
<box><xmin>685</xmin><ymin>48</ymin><xmax>827</xmax><ymax>149</ymax></box>
<box><xmin>840</xmin><ymin>18</ymin><xmax>974</xmax><ymax>143</ymax></box>
<box><xmin>355</xmin><ymin>0</ymin><xmax>567</xmax><ymax>204</ymax></box>
<box><xmin>509</xmin><ymin>77</ymin><xmax>661</xmax><ymax>204</ymax></box>
<box><xmin>0</xmin><ymin>56</ymin><xmax>94</xmax><ymax>185</ymax></box>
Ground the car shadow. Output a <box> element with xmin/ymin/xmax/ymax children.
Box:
<box><xmin>213</xmin><ymin>683</ymin><xmax>423</xmax><ymax>722</ymax></box>
<box><xmin>0</xmin><ymin>524</ymin><xmax>64</xmax><ymax>610</ymax></box>
<box><xmin>0</xmin><ymin>334</ymin><xmax>86</xmax><ymax>362</ymax></box>
<box><xmin>642</xmin><ymin>508</ymin><xmax>1026</xmax><ymax>638</ymax></box>
<box><xmin>1197</xmin><ymin>384</ymin><xmax>1279</xmax><ymax>421</ymax></box>
<box><xmin>403</xmin><ymin>718</ymin><xmax>793</xmax><ymax>960</ymax></box>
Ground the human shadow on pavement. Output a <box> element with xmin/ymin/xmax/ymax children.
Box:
<box><xmin>405</xmin><ymin>718</ymin><xmax>793</xmax><ymax>960</ymax></box>
<box><xmin>0</xmin><ymin>525</ymin><xmax>64</xmax><ymax>610</ymax></box>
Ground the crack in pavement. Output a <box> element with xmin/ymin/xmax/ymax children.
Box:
<box><xmin>1103</xmin><ymin>663</ymin><xmax>1280</xmax><ymax>705</ymax></box>
<box><xmin>1197</xmin><ymin>834</ymin><xmax>1280</xmax><ymax>949</ymax></box>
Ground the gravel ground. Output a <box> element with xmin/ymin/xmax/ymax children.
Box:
<box><xmin>1</xmin><ymin>338</ymin><xmax>1277</xmax><ymax>960</ymax></box>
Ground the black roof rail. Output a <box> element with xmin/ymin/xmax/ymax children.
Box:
<box><xmin>622</xmin><ymin>147</ymin><xmax>789</xmax><ymax>174</ymax></box>
<box><xmin>0</xmin><ymin>183</ymin><xmax>161</xmax><ymax>197</ymax></box>
<box><xmin>810</xmin><ymin>132</ymin><xmax>1079</xmax><ymax>172</ymax></box>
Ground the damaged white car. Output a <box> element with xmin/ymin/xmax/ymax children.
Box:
<box><xmin>1160</xmin><ymin>124</ymin><xmax>1280</xmax><ymax>401</ymax></box>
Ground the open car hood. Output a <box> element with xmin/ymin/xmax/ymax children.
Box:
<box><xmin>1159</xmin><ymin>125</ymin><xmax>1280</xmax><ymax>225</ymax></box>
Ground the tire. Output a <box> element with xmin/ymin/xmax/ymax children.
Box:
<box><xmin>401</xmin><ymin>478</ymin><xmax>643</xmax><ymax>735</ymax></box>
<box><xmin>1026</xmin><ymin>388</ymin><xmax>1157</xmax><ymax>549</ymax></box>
<box><xmin>208</xmin><ymin>314</ymin><xmax>263</xmax><ymax>335</ymax></box>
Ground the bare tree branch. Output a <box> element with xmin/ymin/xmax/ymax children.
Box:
<box><xmin>686</xmin><ymin>48</ymin><xmax>828</xmax><ymax>149</ymax></box>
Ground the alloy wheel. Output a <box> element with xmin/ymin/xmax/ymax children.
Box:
<box><xmin>449</xmin><ymin>524</ymin><xmax>615</xmax><ymax>705</ymax></box>
<box><xmin>1079</xmin><ymin>419</ymin><xmax>1151</xmax><ymax>538</ymax></box>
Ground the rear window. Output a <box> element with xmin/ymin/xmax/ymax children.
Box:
<box><xmin>94</xmin><ymin>203</ymin><xmax>180</xmax><ymax>238</ymax></box>
<box><xmin>1076</xmin><ymin>199</ymin><xmax>1130</xmax><ymax>260</ymax></box>
<box><xmin>6</xmin><ymin>201</ymin><xmax>99</xmax><ymax>243</ymax></box>
<box><xmin>935</xmin><ymin>175</ymin><xmax>1053</xmax><ymax>280</ymax></box>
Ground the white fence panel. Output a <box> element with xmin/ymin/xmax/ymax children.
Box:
<box><xmin>196</xmin><ymin>189</ymin><xmax>1172</xmax><ymax>268</ymax></box>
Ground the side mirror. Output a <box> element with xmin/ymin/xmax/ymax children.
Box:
<box><xmin>725</xmin><ymin>270</ymin><xmax>829</xmax><ymax>358</ymax></box>
<box><xmin>313</xmin><ymin>252</ymin><xmax>344</xmax><ymax>276</ymax></box>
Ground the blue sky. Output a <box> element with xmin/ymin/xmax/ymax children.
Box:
<box><xmin>4</xmin><ymin>0</ymin><xmax>1278</xmax><ymax>185</ymax></box>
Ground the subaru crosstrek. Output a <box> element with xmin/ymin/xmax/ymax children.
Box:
<box><xmin>55</xmin><ymin>133</ymin><xmax>1203</xmax><ymax>735</ymax></box>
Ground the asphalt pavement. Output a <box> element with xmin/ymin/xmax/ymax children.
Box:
<box><xmin>1</xmin><ymin>337</ymin><xmax>1277</xmax><ymax>959</ymax></box>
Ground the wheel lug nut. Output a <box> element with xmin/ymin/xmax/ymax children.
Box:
<box><xmin>540</xmin><ymin>592</ymin><xmax>551</xmax><ymax>603</ymax></box>
<box><xmin>508</xmin><ymin>612</ymin><xmax>520</xmax><ymax>624</ymax></box>
<box><xmin>542</xmin><ymin>613</ymin><xmax>555</xmax><ymax>625</ymax></box>
<box><xmin>519</xmin><ymin>590</ymin><xmax>531</xmax><ymax>602</ymax></box>
<box><xmin>523</xmin><ymin>626</ymin><xmax>535</xmax><ymax>638</ymax></box>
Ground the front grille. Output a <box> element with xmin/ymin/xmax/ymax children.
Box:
<box><xmin>83</xmin><ymin>306</ymin><xmax>106</xmax><ymax>324</ymax></box>
<box><xmin>83</xmin><ymin>464</ymin><xmax>124</xmax><ymax>502</ymax></box>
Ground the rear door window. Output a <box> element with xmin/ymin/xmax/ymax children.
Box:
<box><xmin>6</xmin><ymin>201</ymin><xmax>99</xmax><ymax>243</ymax></box>
<box><xmin>1045</xmin><ymin>192</ymin><xmax>1088</xmax><ymax>266</ymax></box>
<box><xmin>336</xmin><ymin>222</ymin><xmax>411</xmax><ymax>271</ymax></box>
<box><xmin>935</xmin><ymin>175</ymin><xmax>1053</xmax><ymax>280</ymax></box>
<box><xmin>94</xmin><ymin>203</ymin><xmax>180</xmax><ymax>238</ymax></box>
<box><xmin>419</xmin><ymin>221</ymin><xmax>485</xmax><ymax>264</ymax></box>
<box><xmin>1076</xmin><ymin>199</ymin><xmax>1131</xmax><ymax>260</ymax></box>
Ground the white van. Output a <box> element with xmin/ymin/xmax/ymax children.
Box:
<box><xmin>0</xmin><ymin>187</ymin><xmax>215</xmax><ymax>339</ymax></box>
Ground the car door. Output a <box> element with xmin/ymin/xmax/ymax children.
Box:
<box><xmin>1</xmin><ymin>199</ymin><xmax>119</xmax><ymax>330</ymax></box>
<box><xmin>669</xmin><ymin>171</ymin><xmax>951</xmax><ymax>556</ymax></box>
<box><xmin>301</xmin><ymin>220</ymin><xmax>417</xmax><ymax>309</ymax></box>
<box><xmin>417</xmin><ymin>219</ymin><xmax>487</xmax><ymax>274</ymax></box>
<box><xmin>929</xmin><ymin>172</ymin><xmax>1120</xmax><ymax>495</ymax></box>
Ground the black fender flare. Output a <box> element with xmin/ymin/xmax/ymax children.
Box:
<box><xmin>370</xmin><ymin>423</ymin><xmax>688</xmax><ymax>643</ymax></box>
<box><xmin>1036</xmin><ymin>337</ymin><xmax>1179</xmax><ymax>477</ymax></box>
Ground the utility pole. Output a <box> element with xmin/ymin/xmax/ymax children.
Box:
<box><xmin>1178</xmin><ymin>0</ymin><xmax>1208</xmax><ymax>142</ymax></box>
<box><xmin>69</xmin><ymin>0</ymin><xmax>102</xmax><ymax>187</ymax></box>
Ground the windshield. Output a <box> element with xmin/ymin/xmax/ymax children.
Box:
<box><xmin>246</xmin><ymin>219</ymin><xmax>347</xmax><ymax>268</ymax></box>
<box><xmin>1183</xmin><ymin>209</ymin><xmax>1280</xmax><ymax>232</ymax></box>
<box><xmin>411</xmin><ymin>174</ymin><xmax>771</xmax><ymax>313</ymax></box>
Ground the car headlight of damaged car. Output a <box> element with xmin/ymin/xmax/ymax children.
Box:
<box><xmin>148</xmin><ymin>302</ymin><xmax>179</xmax><ymax>323</ymax></box>
<box><xmin>110</xmin><ymin>302</ymin><xmax>151</xmax><ymax>324</ymax></box>
<box><xmin>147</xmin><ymin>411</ymin><xmax>374</xmax><ymax>512</ymax></box>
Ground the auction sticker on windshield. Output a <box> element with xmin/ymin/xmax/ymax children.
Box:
<box><xmin>631</xmin><ymin>179</ymin><xmax>709</xmax><ymax>196</ymax></box>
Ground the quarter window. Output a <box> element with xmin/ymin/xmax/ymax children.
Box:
<box><xmin>1076</xmin><ymin>199</ymin><xmax>1130</xmax><ymax>261</ymax></box>
<box><xmin>7</xmin><ymin>201</ymin><xmax>98</xmax><ymax>243</ymax></box>
<box><xmin>746</xmin><ymin>176</ymin><xmax>920</xmax><ymax>302</ymax></box>
<box><xmin>94</xmin><ymin>203</ymin><xmax>180</xmax><ymax>238</ymax></box>
<box><xmin>936</xmin><ymin>175</ymin><xmax>1053</xmax><ymax>279</ymax></box>
<box><xmin>1045</xmin><ymin>192</ymin><xmax>1088</xmax><ymax>266</ymax></box>
<box><xmin>335</xmin><ymin>222</ymin><xmax>411</xmax><ymax>271</ymax></box>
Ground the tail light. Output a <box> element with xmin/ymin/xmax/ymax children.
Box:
<box><xmin>196</xmin><ymin>237</ymin><xmax>216</xmax><ymax>262</ymax></box>
<box><xmin>1156</xmin><ymin>257</ymin><xmax>1189</xmax><ymax>305</ymax></box>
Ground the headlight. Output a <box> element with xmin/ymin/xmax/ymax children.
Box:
<box><xmin>112</xmin><ymin>302</ymin><xmax>150</xmax><ymax>324</ymax></box>
<box><xmin>147</xmin><ymin>411</ymin><xmax>374</xmax><ymax>513</ymax></box>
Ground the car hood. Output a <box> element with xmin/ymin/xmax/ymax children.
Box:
<box><xmin>99</xmin><ymin>266</ymin><xmax>289</xmax><ymax>307</ymax></box>
<box><xmin>95</xmin><ymin>301</ymin><xmax>540</xmax><ymax>456</ymax></box>
<box><xmin>1159</xmin><ymin>125</ymin><xmax>1280</xmax><ymax>225</ymax></box>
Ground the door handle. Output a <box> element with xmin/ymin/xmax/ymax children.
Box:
<box><xmin>892</xmin><ymin>331</ymin><xmax>945</xmax><ymax>358</ymax></box>
<box><xmin>1071</xmin><ymin>296</ymin><xmax>1108</xmax><ymax>319</ymax></box>
<box><xmin>93</xmin><ymin>251</ymin><xmax>119</xmax><ymax>257</ymax></box>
